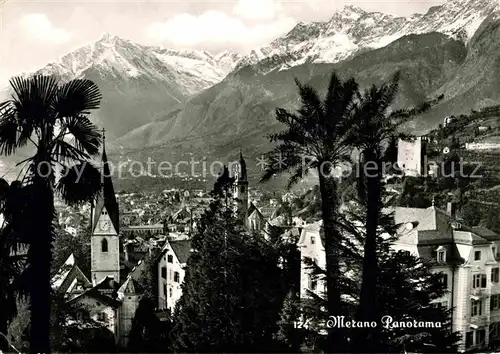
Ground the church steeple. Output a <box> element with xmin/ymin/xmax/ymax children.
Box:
<box><xmin>238</xmin><ymin>148</ymin><xmax>247</xmax><ymax>182</ymax></box>
<box><xmin>92</xmin><ymin>128</ymin><xmax>120</xmax><ymax>234</ymax></box>
<box><xmin>90</xmin><ymin>128</ymin><xmax>121</xmax><ymax>285</ymax></box>
<box><xmin>234</xmin><ymin>149</ymin><xmax>249</xmax><ymax>224</ymax></box>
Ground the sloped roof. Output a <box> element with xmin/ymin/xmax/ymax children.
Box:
<box><xmin>395</xmin><ymin>206</ymin><xmax>450</xmax><ymax>232</ymax></box>
<box><xmin>260</xmin><ymin>206</ymin><xmax>277</xmax><ymax>219</ymax></box>
<box><xmin>469</xmin><ymin>226</ymin><xmax>500</xmax><ymax>241</ymax></box>
<box><xmin>69</xmin><ymin>276</ymin><xmax>121</xmax><ymax>307</ymax></box>
<box><xmin>92</xmin><ymin>145</ymin><xmax>119</xmax><ymax>233</ymax></box>
<box><xmin>395</xmin><ymin>206</ymin><xmax>469</xmax><ymax>265</ymax></box>
<box><xmin>51</xmin><ymin>254</ymin><xmax>76</xmax><ymax>289</ymax></box>
<box><xmin>170</xmin><ymin>239</ymin><xmax>192</xmax><ymax>264</ymax></box>
<box><xmin>118</xmin><ymin>259</ymin><xmax>147</xmax><ymax>297</ymax></box>
<box><xmin>417</xmin><ymin>244</ymin><xmax>464</xmax><ymax>265</ymax></box>
<box><xmin>51</xmin><ymin>254</ymin><xmax>92</xmax><ymax>293</ymax></box>
<box><xmin>247</xmin><ymin>203</ymin><xmax>263</xmax><ymax>219</ymax></box>
<box><xmin>172</xmin><ymin>207</ymin><xmax>190</xmax><ymax>221</ymax></box>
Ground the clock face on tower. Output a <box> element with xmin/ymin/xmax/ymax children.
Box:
<box><xmin>100</xmin><ymin>219</ymin><xmax>111</xmax><ymax>231</ymax></box>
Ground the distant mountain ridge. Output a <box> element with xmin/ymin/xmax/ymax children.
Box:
<box><xmin>2</xmin><ymin>33</ymin><xmax>244</xmax><ymax>138</ymax></box>
<box><xmin>1</xmin><ymin>0</ymin><xmax>499</xmax><ymax>151</ymax></box>
<box><xmin>233</xmin><ymin>0</ymin><xmax>498</xmax><ymax>74</ymax></box>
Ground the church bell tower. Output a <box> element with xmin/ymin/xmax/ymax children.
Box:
<box><xmin>90</xmin><ymin>129</ymin><xmax>120</xmax><ymax>285</ymax></box>
<box><xmin>233</xmin><ymin>150</ymin><xmax>249</xmax><ymax>223</ymax></box>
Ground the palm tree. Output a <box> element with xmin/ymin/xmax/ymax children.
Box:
<box><xmin>0</xmin><ymin>179</ymin><xmax>31</xmax><ymax>351</ymax></box>
<box><xmin>348</xmin><ymin>72</ymin><xmax>442</xmax><ymax>351</ymax></box>
<box><xmin>261</xmin><ymin>72</ymin><xmax>359</xmax><ymax>352</ymax></box>
<box><xmin>0</xmin><ymin>75</ymin><xmax>103</xmax><ymax>353</ymax></box>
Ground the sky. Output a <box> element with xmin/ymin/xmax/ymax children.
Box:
<box><xmin>0</xmin><ymin>0</ymin><xmax>446</xmax><ymax>84</ymax></box>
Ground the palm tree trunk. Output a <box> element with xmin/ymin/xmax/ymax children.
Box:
<box><xmin>356</xmin><ymin>149</ymin><xmax>381</xmax><ymax>351</ymax></box>
<box><xmin>29</xmin><ymin>160</ymin><xmax>55</xmax><ymax>354</ymax></box>
<box><xmin>318</xmin><ymin>170</ymin><xmax>346</xmax><ymax>352</ymax></box>
<box><xmin>0</xmin><ymin>320</ymin><xmax>9</xmax><ymax>352</ymax></box>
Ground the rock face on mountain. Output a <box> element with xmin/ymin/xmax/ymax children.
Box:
<box><xmin>116</xmin><ymin>32</ymin><xmax>467</xmax><ymax>152</ymax></box>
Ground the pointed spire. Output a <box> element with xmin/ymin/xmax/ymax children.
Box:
<box><xmin>92</xmin><ymin>126</ymin><xmax>119</xmax><ymax>233</ymax></box>
<box><xmin>238</xmin><ymin>149</ymin><xmax>247</xmax><ymax>182</ymax></box>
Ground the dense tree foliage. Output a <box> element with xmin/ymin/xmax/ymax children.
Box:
<box><xmin>127</xmin><ymin>296</ymin><xmax>172</xmax><ymax>353</ymax></box>
<box><xmin>170</xmin><ymin>196</ymin><xmax>286</xmax><ymax>352</ymax></box>
<box><xmin>0</xmin><ymin>75</ymin><xmax>104</xmax><ymax>353</ymax></box>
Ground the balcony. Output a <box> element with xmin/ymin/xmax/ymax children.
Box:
<box><xmin>471</xmin><ymin>288</ymin><xmax>489</xmax><ymax>298</ymax></box>
<box><xmin>470</xmin><ymin>315</ymin><xmax>489</xmax><ymax>328</ymax></box>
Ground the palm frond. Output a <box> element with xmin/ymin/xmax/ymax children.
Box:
<box><xmin>50</xmin><ymin>139</ymin><xmax>91</xmax><ymax>163</ymax></box>
<box><xmin>64</xmin><ymin>115</ymin><xmax>101</xmax><ymax>156</ymax></box>
<box><xmin>54</xmin><ymin>79</ymin><xmax>102</xmax><ymax>117</ymax></box>
<box><xmin>0</xmin><ymin>102</ymin><xmax>21</xmax><ymax>155</ymax></box>
<box><xmin>324</xmin><ymin>73</ymin><xmax>359</xmax><ymax>138</ymax></box>
<box><xmin>55</xmin><ymin>162</ymin><xmax>102</xmax><ymax>206</ymax></box>
<box><xmin>9</xmin><ymin>75</ymin><xmax>59</xmax><ymax>127</ymax></box>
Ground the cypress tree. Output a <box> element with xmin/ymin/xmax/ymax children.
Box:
<box><xmin>170</xmin><ymin>196</ymin><xmax>284</xmax><ymax>352</ymax></box>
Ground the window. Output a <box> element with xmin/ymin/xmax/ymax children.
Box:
<box><xmin>97</xmin><ymin>312</ymin><xmax>107</xmax><ymax>322</ymax></box>
<box><xmin>471</xmin><ymin>299</ymin><xmax>483</xmax><ymax>316</ymax></box>
<box><xmin>492</xmin><ymin>295</ymin><xmax>500</xmax><ymax>311</ymax></box>
<box><xmin>475</xmin><ymin>251</ymin><xmax>481</xmax><ymax>261</ymax></box>
<box><xmin>440</xmin><ymin>273</ymin><xmax>448</xmax><ymax>288</ymax></box>
<box><xmin>432</xmin><ymin>301</ymin><xmax>448</xmax><ymax>309</ymax></box>
<box><xmin>101</xmin><ymin>238</ymin><xmax>108</xmax><ymax>253</ymax></box>
<box><xmin>494</xmin><ymin>246</ymin><xmax>498</xmax><ymax>258</ymax></box>
<box><xmin>465</xmin><ymin>332</ymin><xmax>473</xmax><ymax>348</ymax></box>
<box><xmin>308</xmin><ymin>274</ymin><xmax>317</xmax><ymax>291</ymax></box>
<box><xmin>174</xmin><ymin>271</ymin><xmax>180</xmax><ymax>283</ymax></box>
<box><xmin>161</xmin><ymin>266</ymin><xmax>167</xmax><ymax>279</ymax></box>
<box><xmin>493</xmin><ymin>268</ymin><xmax>499</xmax><ymax>283</ymax></box>
<box><xmin>76</xmin><ymin>309</ymin><xmax>88</xmax><ymax>321</ymax></box>
<box><xmin>163</xmin><ymin>284</ymin><xmax>167</xmax><ymax>297</ymax></box>
<box><xmin>167</xmin><ymin>254</ymin><xmax>173</xmax><ymax>263</ymax></box>
<box><xmin>169</xmin><ymin>288</ymin><xmax>173</xmax><ymax>297</ymax></box>
<box><xmin>311</xmin><ymin>236</ymin><xmax>315</xmax><ymax>245</ymax></box>
<box><xmin>473</xmin><ymin>274</ymin><xmax>487</xmax><ymax>289</ymax></box>
<box><xmin>477</xmin><ymin>329</ymin><xmax>486</xmax><ymax>346</ymax></box>
<box><xmin>437</xmin><ymin>250</ymin><xmax>446</xmax><ymax>263</ymax></box>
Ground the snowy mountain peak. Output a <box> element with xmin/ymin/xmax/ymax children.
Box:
<box><xmin>235</xmin><ymin>0</ymin><xmax>500</xmax><ymax>74</ymax></box>
<box><xmin>99</xmin><ymin>32</ymin><xmax>114</xmax><ymax>42</ymax></box>
<box><xmin>333</xmin><ymin>4</ymin><xmax>367</xmax><ymax>20</ymax></box>
<box><xmin>32</xmin><ymin>34</ymin><xmax>243</xmax><ymax>97</ymax></box>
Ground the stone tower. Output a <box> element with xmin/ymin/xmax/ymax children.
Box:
<box><xmin>233</xmin><ymin>150</ymin><xmax>249</xmax><ymax>223</ymax></box>
<box><xmin>91</xmin><ymin>129</ymin><xmax>120</xmax><ymax>285</ymax></box>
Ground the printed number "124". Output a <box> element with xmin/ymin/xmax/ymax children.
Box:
<box><xmin>293</xmin><ymin>319</ymin><xmax>311</xmax><ymax>329</ymax></box>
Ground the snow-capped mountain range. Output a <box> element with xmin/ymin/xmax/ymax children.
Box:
<box><xmin>6</xmin><ymin>0</ymin><xmax>499</xmax><ymax>96</ymax></box>
<box><xmin>1</xmin><ymin>0</ymin><xmax>498</xmax><ymax>142</ymax></box>
<box><xmin>33</xmin><ymin>33</ymin><xmax>243</xmax><ymax>96</ymax></box>
<box><xmin>236</xmin><ymin>0</ymin><xmax>499</xmax><ymax>72</ymax></box>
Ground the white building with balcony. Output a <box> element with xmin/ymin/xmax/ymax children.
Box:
<box><xmin>394</xmin><ymin>203</ymin><xmax>500</xmax><ymax>352</ymax></box>
<box><xmin>297</xmin><ymin>202</ymin><xmax>500</xmax><ymax>352</ymax></box>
